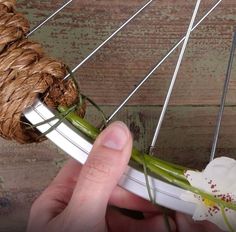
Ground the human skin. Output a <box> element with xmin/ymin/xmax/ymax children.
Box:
<box><xmin>27</xmin><ymin>122</ymin><xmax>223</xmax><ymax>232</ymax></box>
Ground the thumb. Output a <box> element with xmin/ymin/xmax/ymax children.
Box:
<box><xmin>63</xmin><ymin>121</ymin><xmax>132</xmax><ymax>230</ymax></box>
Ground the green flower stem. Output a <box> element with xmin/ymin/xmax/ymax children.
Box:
<box><xmin>132</xmin><ymin>148</ymin><xmax>187</xmax><ymax>181</ymax></box>
<box><xmin>59</xmin><ymin>106</ymin><xmax>187</xmax><ymax>181</ymax></box>
<box><xmin>58</xmin><ymin>106</ymin><xmax>100</xmax><ymax>140</ymax></box>
<box><xmin>39</xmin><ymin>105</ymin><xmax>77</xmax><ymax>138</ymax></box>
<box><xmin>220</xmin><ymin>205</ymin><xmax>235</xmax><ymax>232</ymax></box>
<box><xmin>58</xmin><ymin>106</ymin><xmax>236</xmax><ymax>212</ymax></box>
<box><xmin>142</xmin><ymin>157</ymin><xmax>155</xmax><ymax>204</ymax></box>
<box><xmin>80</xmin><ymin>94</ymin><xmax>108</xmax><ymax>126</ymax></box>
<box><xmin>146</xmin><ymin>161</ymin><xmax>236</xmax><ymax>211</ymax></box>
<box><xmin>147</xmin><ymin>156</ymin><xmax>187</xmax><ymax>171</ymax></box>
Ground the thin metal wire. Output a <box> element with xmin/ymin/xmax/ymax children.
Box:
<box><xmin>106</xmin><ymin>0</ymin><xmax>223</xmax><ymax>123</ymax></box>
<box><xmin>149</xmin><ymin>0</ymin><xmax>202</xmax><ymax>153</ymax></box>
<box><xmin>26</xmin><ymin>0</ymin><xmax>73</xmax><ymax>38</ymax></box>
<box><xmin>63</xmin><ymin>0</ymin><xmax>153</xmax><ymax>80</ymax></box>
<box><xmin>25</xmin><ymin>1</ymin><xmax>233</xmax><ymax>161</ymax></box>
<box><xmin>210</xmin><ymin>31</ymin><xmax>236</xmax><ymax>161</ymax></box>
<box><xmin>25</xmin><ymin>0</ymin><xmax>226</xmax><ymax>155</ymax></box>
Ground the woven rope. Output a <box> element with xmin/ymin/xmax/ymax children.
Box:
<box><xmin>0</xmin><ymin>0</ymin><xmax>83</xmax><ymax>143</ymax></box>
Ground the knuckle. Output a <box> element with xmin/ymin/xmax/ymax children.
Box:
<box><xmin>81</xmin><ymin>155</ymin><xmax>112</xmax><ymax>184</ymax></box>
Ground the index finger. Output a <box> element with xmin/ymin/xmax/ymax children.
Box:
<box><xmin>51</xmin><ymin>158</ymin><xmax>82</xmax><ymax>187</ymax></box>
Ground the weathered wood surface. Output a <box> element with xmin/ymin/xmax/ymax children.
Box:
<box><xmin>18</xmin><ymin>0</ymin><xmax>236</xmax><ymax>105</ymax></box>
<box><xmin>0</xmin><ymin>0</ymin><xmax>235</xmax><ymax>231</ymax></box>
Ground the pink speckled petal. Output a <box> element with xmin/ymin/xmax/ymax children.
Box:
<box><xmin>181</xmin><ymin>157</ymin><xmax>236</xmax><ymax>231</ymax></box>
<box><xmin>185</xmin><ymin>170</ymin><xmax>214</xmax><ymax>193</ymax></box>
<box><xmin>203</xmin><ymin>157</ymin><xmax>236</xmax><ymax>194</ymax></box>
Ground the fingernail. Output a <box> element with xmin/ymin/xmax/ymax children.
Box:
<box><xmin>169</xmin><ymin>219</ymin><xmax>176</xmax><ymax>232</ymax></box>
<box><xmin>101</xmin><ymin>122</ymin><xmax>129</xmax><ymax>151</ymax></box>
<box><xmin>163</xmin><ymin>217</ymin><xmax>176</xmax><ymax>232</ymax></box>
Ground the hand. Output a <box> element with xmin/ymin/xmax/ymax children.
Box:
<box><xmin>27</xmin><ymin>121</ymin><xmax>222</xmax><ymax>232</ymax></box>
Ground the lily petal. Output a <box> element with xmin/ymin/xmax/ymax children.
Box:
<box><xmin>181</xmin><ymin>157</ymin><xmax>236</xmax><ymax>231</ymax></box>
<box><xmin>203</xmin><ymin>157</ymin><xmax>236</xmax><ymax>195</ymax></box>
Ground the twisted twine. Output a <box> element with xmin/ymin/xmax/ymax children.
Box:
<box><xmin>0</xmin><ymin>0</ymin><xmax>83</xmax><ymax>143</ymax></box>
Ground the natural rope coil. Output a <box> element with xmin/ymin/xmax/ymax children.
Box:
<box><xmin>0</xmin><ymin>0</ymin><xmax>84</xmax><ymax>143</ymax></box>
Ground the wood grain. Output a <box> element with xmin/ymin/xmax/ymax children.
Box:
<box><xmin>17</xmin><ymin>0</ymin><xmax>236</xmax><ymax>106</ymax></box>
<box><xmin>0</xmin><ymin>0</ymin><xmax>235</xmax><ymax>231</ymax></box>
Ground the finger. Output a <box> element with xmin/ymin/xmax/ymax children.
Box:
<box><xmin>64</xmin><ymin>121</ymin><xmax>133</xmax><ymax>230</ymax></box>
<box><xmin>109</xmin><ymin>186</ymin><xmax>161</xmax><ymax>213</ymax></box>
<box><xmin>106</xmin><ymin>207</ymin><xmax>176</xmax><ymax>232</ymax></box>
<box><xmin>38</xmin><ymin>158</ymin><xmax>82</xmax><ymax>205</ymax></box>
<box><xmin>27</xmin><ymin>159</ymin><xmax>82</xmax><ymax>231</ymax></box>
<box><xmin>52</xmin><ymin>158</ymin><xmax>82</xmax><ymax>186</ymax></box>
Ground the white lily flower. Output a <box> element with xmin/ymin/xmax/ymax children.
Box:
<box><xmin>181</xmin><ymin>157</ymin><xmax>236</xmax><ymax>231</ymax></box>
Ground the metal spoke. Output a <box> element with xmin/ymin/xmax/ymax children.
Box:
<box><xmin>26</xmin><ymin>0</ymin><xmax>73</xmax><ymax>38</ymax></box>
<box><xmin>210</xmin><ymin>30</ymin><xmax>236</xmax><ymax>161</ymax></box>
<box><xmin>63</xmin><ymin>0</ymin><xmax>153</xmax><ymax>80</ymax></box>
<box><xmin>149</xmin><ymin>0</ymin><xmax>201</xmax><ymax>153</ymax></box>
<box><xmin>24</xmin><ymin>0</ymin><xmax>229</xmax><ymax>159</ymax></box>
<box><xmin>106</xmin><ymin>0</ymin><xmax>223</xmax><ymax>123</ymax></box>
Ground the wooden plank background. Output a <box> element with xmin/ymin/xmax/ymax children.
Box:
<box><xmin>0</xmin><ymin>0</ymin><xmax>235</xmax><ymax>231</ymax></box>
